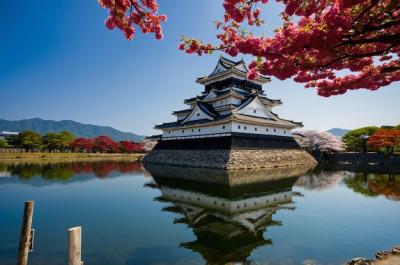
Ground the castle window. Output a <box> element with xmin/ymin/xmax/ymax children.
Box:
<box><xmin>255</xmin><ymin>127</ymin><xmax>257</xmax><ymax>131</ymax></box>
<box><xmin>196</xmin><ymin>113</ymin><xmax>200</xmax><ymax>117</ymax></box>
<box><xmin>274</xmin><ymin>129</ymin><xmax>276</xmax><ymax>132</ymax></box>
<box><xmin>168</xmin><ymin>130</ymin><xmax>171</xmax><ymax>134</ymax></box>
<box><xmin>244</xmin><ymin>126</ymin><xmax>247</xmax><ymax>130</ymax></box>
<box><xmin>192</xmin><ymin>129</ymin><xmax>194</xmax><ymax>132</ymax></box>
<box><xmin>222</xmin><ymin>125</ymin><xmax>225</xmax><ymax>129</ymax></box>
<box><xmin>238</xmin><ymin>125</ymin><xmax>241</xmax><ymax>129</ymax></box>
<box><xmin>198</xmin><ymin>128</ymin><xmax>201</xmax><ymax>132</ymax></box>
<box><xmin>254</xmin><ymin>109</ymin><xmax>257</xmax><ymax>113</ymax></box>
<box><xmin>284</xmin><ymin>130</ymin><xmax>286</xmax><ymax>134</ymax></box>
<box><xmin>182</xmin><ymin>130</ymin><xmax>185</xmax><ymax>133</ymax></box>
<box><xmin>266</xmin><ymin>128</ymin><xmax>269</xmax><ymax>132</ymax></box>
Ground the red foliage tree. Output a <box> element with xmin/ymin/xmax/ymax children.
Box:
<box><xmin>93</xmin><ymin>136</ymin><xmax>119</xmax><ymax>153</ymax></box>
<box><xmin>367</xmin><ymin>129</ymin><xmax>400</xmax><ymax>153</ymax></box>
<box><xmin>119</xmin><ymin>141</ymin><xmax>144</xmax><ymax>153</ymax></box>
<box><xmin>70</xmin><ymin>138</ymin><xmax>94</xmax><ymax>152</ymax></box>
<box><xmin>98</xmin><ymin>0</ymin><xmax>166</xmax><ymax>40</ymax></box>
<box><xmin>99</xmin><ymin>1</ymin><xmax>400</xmax><ymax>96</ymax></box>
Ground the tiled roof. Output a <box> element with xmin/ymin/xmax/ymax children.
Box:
<box><xmin>197</xmin><ymin>102</ymin><xmax>219</xmax><ymax>117</ymax></box>
<box><xmin>172</xmin><ymin>109</ymin><xmax>192</xmax><ymax>115</ymax></box>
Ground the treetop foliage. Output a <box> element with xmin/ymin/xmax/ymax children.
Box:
<box><xmin>343</xmin><ymin>125</ymin><xmax>400</xmax><ymax>152</ymax></box>
<box><xmin>3</xmin><ymin>130</ymin><xmax>144</xmax><ymax>153</ymax></box>
<box><xmin>99</xmin><ymin>0</ymin><xmax>400</xmax><ymax>96</ymax></box>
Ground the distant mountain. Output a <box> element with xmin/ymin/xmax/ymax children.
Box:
<box><xmin>0</xmin><ymin>118</ymin><xmax>145</xmax><ymax>142</ymax></box>
<box><xmin>327</xmin><ymin>128</ymin><xmax>350</xmax><ymax>137</ymax></box>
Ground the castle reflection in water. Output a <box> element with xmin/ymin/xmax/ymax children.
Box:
<box><xmin>144</xmin><ymin>163</ymin><xmax>314</xmax><ymax>264</ymax></box>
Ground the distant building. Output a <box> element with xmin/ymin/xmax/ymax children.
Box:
<box><xmin>0</xmin><ymin>131</ymin><xmax>19</xmax><ymax>139</ymax></box>
<box><xmin>143</xmin><ymin>56</ymin><xmax>316</xmax><ymax>169</ymax></box>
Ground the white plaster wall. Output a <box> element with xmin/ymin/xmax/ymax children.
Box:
<box><xmin>212</xmin><ymin>96</ymin><xmax>241</xmax><ymax>108</ymax></box>
<box><xmin>161</xmin><ymin>121</ymin><xmax>292</xmax><ymax>138</ymax></box>
<box><xmin>231</xmin><ymin>121</ymin><xmax>292</xmax><ymax>136</ymax></box>
<box><xmin>162</xmin><ymin>123</ymin><xmax>231</xmax><ymax>138</ymax></box>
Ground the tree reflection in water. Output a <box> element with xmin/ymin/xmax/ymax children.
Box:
<box><xmin>294</xmin><ymin>165</ymin><xmax>400</xmax><ymax>201</ymax></box>
<box><xmin>0</xmin><ymin>161</ymin><xmax>143</xmax><ymax>180</ymax></box>
<box><xmin>144</xmin><ymin>163</ymin><xmax>314</xmax><ymax>265</ymax></box>
<box><xmin>344</xmin><ymin>173</ymin><xmax>400</xmax><ymax>201</ymax></box>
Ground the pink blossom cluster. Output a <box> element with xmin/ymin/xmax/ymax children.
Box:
<box><xmin>180</xmin><ymin>0</ymin><xmax>400</xmax><ymax>96</ymax></box>
<box><xmin>98</xmin><ymin>0</ymin><xmax>166</xmax><ymax>40</ymax></box>
<box><xmin>294</xmin><ymin>130</ymin><xmax>343</xmax><ymax>152</ymax></box>
<box><xmin>223</xmin><ymin>0</ymin><xmax>267</xmax><ymax>25</ymax></box>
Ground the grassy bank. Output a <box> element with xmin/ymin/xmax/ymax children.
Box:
<box><xmin>0</xmin><ymin>152</ymin><xmax>144</xmax><ymax>163</ymax></box>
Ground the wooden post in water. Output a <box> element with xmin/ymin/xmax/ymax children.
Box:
<box><xmin>68</xmin><ymin>226</ymin><xmax>83</xmax><ymax>265</ymax></box>
<box><xmin>17</xmin><ymin>200</ymin><xmax>34</xmax><ymax>265</ymax></box>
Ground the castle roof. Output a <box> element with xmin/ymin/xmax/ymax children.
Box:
<box><xmin>155</xmin><ymin>57</ymin><xmax>302</xmax><ymax>132</ymax></box>
<box><xmin>197</xmin><ymin>101</ymin><xmax>219</xmax><ymax>118</ymax></box>
<box><xmin>196</xmin><ymin>56</ymin><xmax>270</xmax><ymax>85</ymax></box>
<box><xmin>155</xmin><ymin>94</ymin><xmax>302</xmax><ymax>130</ymax></box>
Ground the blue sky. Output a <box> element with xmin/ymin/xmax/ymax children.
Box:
<box><xmin>1</xmin><ymin>0</ymin><xmax>399</xmax><ymax>135</ymax></box>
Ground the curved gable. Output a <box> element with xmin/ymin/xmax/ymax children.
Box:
<box><xmin>182</xmin><ymin>105</ymin><xmax>215</xmax><ymax>124</ymax></box>
<box><xmin>234</xmin><ymin>96</ymin><xmax>277</xmax><ymax>120</ymax></box>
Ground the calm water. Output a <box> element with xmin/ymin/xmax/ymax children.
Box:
<box><xmin>0</xmin><ymin>161</ymin><xmax>399</xmax><ymax>265</ymax></box>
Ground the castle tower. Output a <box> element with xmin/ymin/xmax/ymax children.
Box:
<box><xmin>143</xmin><ymin>56</ymin><xmax>317</xmax><ymax>169</ymax></box>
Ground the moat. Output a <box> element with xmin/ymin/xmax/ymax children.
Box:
<box><xmin>0</xmin><ymin>161</ymin><xmax>399</xmax><ymax>265</ymax></box>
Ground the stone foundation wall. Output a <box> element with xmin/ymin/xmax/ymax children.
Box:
<box><xmin>142</xmin><ymin>149</ymin><xmax>317</xmax><ymax>170</ymax></box>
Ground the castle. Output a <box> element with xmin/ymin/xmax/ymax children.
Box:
<box><xmin>143</xmin><ymin>56</ymin><xmax>316</xmax><ymax>169</ymax></box>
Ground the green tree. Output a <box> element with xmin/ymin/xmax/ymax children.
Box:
<box><xmin>59</xmin><ymin>131</ymin><xmax>75</xmax><ymax>151</ymax></box>
<box><xmin>6</xmin><ymin>134</ymin><xmax>21</xmax><ymax>148</ymax></box>
<box><xmin>0</xmin><ymin>138</ymin><xmax>10</xmax><ymax>148</ymax></box>
<box><xmin>43</xmin><ymin>131</ymin><xmax>75</xmax><ymax>152</ymax></box>
<box><xmin>342</xmin><ymin>127</ymin><xmax>379</xmax><ymax>152</ymax></box>
<box><xmin>19</xmin><ymin>131</ymin><xmax>43</xmax><ymax>151</ymax></box>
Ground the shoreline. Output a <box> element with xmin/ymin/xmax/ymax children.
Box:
<box><xmin>347</xmin><ymin>246</ymin><xmax>400</xmax><ymax>265</ymax></box>
<box><xmin>0</xmin><ymin>152</ymin><xmax>144</xmax><ymax>163</ymax></box>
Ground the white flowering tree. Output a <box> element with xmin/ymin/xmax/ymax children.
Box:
<box><xmin>293</xmin><ymin>130</ymin><xmax>343</xmax><ymax>152</ymax></box>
